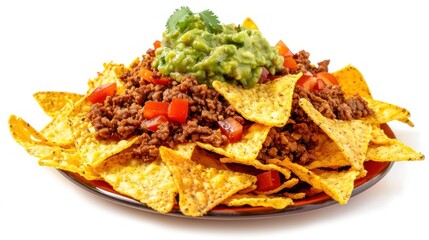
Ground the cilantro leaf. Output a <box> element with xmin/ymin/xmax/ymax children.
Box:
<box><xmin>166</xmin><ymin>6</ymin><xmax>193</xmax><ymax>33</ymax></box>
<box><xmin>199</xmin><ymin>10</ymin><xmax>222</xmax><ymax>34</ymax></box>
<box><xmin>165</xmin><ymin>7</ymin><xmax>222</xmax><ymax>34</ymax></box>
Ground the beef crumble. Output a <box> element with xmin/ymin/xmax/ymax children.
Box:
<box><xmin>280</xmin><ymin>50</ymin><xmax>330</xmax><ymax>75</ymax></box>
<box><xmin>88</xmin><ymin>49</ymin><xmax>374</xmax><ymax>164</ymax></box>
<box><xmin>88</xmin><ymin>56</ymin><xmax>245</xmax><ymax>161</ymax></box>
<box><xmin>257</xmin><ymin>49</ymin><xmax>374</xmax><ymax>165</ymax></box>
<box><xmin>257</xmin><ymin>85</ymin><xmax>374</xmax><ymax>165</ymax></box>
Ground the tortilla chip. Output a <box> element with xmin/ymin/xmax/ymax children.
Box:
<box><xmin>212</xmin><ymin>74</ymin><xmax>301</xmax><ymax>127</ymax></box>
<box><xmin>39</xmin><ymin>98</ymin><xmax>76</xmax><ymax>147</ymax></box>
<box><xmin>9</xmin><ymin>115</ymin><xmax>51</xmax><ymax>147</ymax></box>
<box><xmin>220</xmin><ymin>157</ymin><xmax>291</xmax><ymax>179</ymax></box>
<box><xmin>87</xmin><ymin>62</ymin><xmax>128</xmax><ymax>95</ymax></box>
<box><xmin>270</xmin><ymin>159</ymin><xmax>359</xmax><ymax>204</ymax></box>
<box><xmin>98</xmin><ymin>151</ymin><xmax>177</xmax><ymax>213</ymax></box>
<box><xmin>223</xmin><ymin>194</ymin><xmax>293</xmax><ymax>209</ymax></box>
<box><xmin>299</xmin><ymin>98</ymin><xmax>372</xmax><ymax>170</ymax></box>
<box><xmin>370</xmin><ymin>125</ymin><xmax>395</xmax><ymax>144</ymax></box>
<box><xmin>255</xmin><ymin>178</ymin><xmax>299</xmax><ymax>195</ymax></box>
<box><xmin>306</xmin><ymin>133</ymin><xmax>350</xmax><ymax>169</ymax></box>
<box><xmin>191</xmin><ymin>147</ymin><xmax>229</xmax><ymax>170</ymax></box>
<box><xmin>283</xmin><ymin>192</ymin><xmax>306</xmax><ymax>200</ymax></box>
<box><xmin>33</xmin><ymin>91</ymin><xmax>84</xmax><ymax>118</ymax></box>
<box><xmin>173</xmin><ymin>143</ymin><xmax>197</xmax><ymax>159</ymax></box>
<box><xmin>159</xmin><ymin>146</ymin><xmax>257</xmax><ymax>216</ymax></box>
<box><xmin>8</xmin><ymin>115</ymin><xmax>97</xmax><ymax>179</ymax></box>
<box><xmin>366</xmin><ymin>141</ymin><xmax>425</xmax><ymax>161</ymax></box>
<box><xmin>363</xmin><ymin>98</ymin><xmax>413</xmax><ymax>127</ymax></box>
<box><xmin>197</xmin><ymin>123</ymin><xmax>271</xmax><ymax>162</ymax></box>
<box><xmin>242</xmin><ymin>17</ymin><xmax>259</xmax><ymax>30</ymax></box>
<box><xmin>333</xmin><ymin>65</ymin><xmax>372</xmax><ymax>99</ymax></box>
<box><xmin>68</xmin><ymin>97</ymin><xmax>139</xmax><ymax>168</ymax></box>
<box><xmin>38</xmin><ymin>148</ymin><xmax>99</xmax><ymax>180</ymax></box>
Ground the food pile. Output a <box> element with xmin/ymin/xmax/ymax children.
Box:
<box><xmin>9</xmin><ymin>7</ymin><xmax>424</xmax><ymax>217</ymax></box>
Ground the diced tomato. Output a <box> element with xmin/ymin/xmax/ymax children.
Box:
<box><xmin>86</xmin><ymin>82</ymin><xmax>117</xmax><ymax>104</ymax></box>
<box><xmin>297</xmin><ymin>71</ymin><xmax>339</xmax><ymax>91</ymax></box>
<box><xmin>275</xmin><ymin>40</ymin><xmax>294</xmax><ymax>57</ymax></box>
<box><xmin>140</xmin><ymin>67</ymin><xmax>152</xmax><ymax>81</ymax></box>
<box><xmin>275</xmin><ymin>40</ymin><xmax>297</xmax><ymax>70</ymax></box>
<box><xmin>313</xmin><ymin>78</ymin><xmax>327</xmax><ymax>91</ymax></box>
<box><xmin>140</xmin><ymin>68</ymin><xmax>171</xmax><ymax>85</ymax></box>
<box><xmin>296</xmin><ymin>72</ymin><xmax>317</xmax><ymax>91</ymax></box>
<box><xmin>256</xmin><ymin>170</ymin><xmax>281</xmax><ymax>192</ymax></box>
<box><xmin>141</xmin><ymin>115</ymin><xmax>169</xmax><ymax>132</ymax></box>
<box><xmin>152</xmin><ymin>77</ymin><xmax>171</xmax><ymax>85</ymax></box>
<box><xmin>217</xmin><ymin>117</ymin><xmax>243</xmax><ymax>143</ymax></box>
<box><xmin>143</xmin><ymin>101</ymin><xmax>169</xmax><ymax>119</ymax></box>
<box><xmin>153</xmin><ymin>40</ymin><xmax>161</xmax><ymax>50</ymax></box>
<box><xmin>283</xmin><ymin>57</ymin><xmax>297</xmax><ymax>70</ymax></box>
<box><xmin>168</xmin><ymin>98</ymin><xmax>189</xmax><ymax>124</ymax></box>
<box><xmin>316</xmin><ymin>72</ymin><xmax>339</xmax><ymax>86</ymax></box>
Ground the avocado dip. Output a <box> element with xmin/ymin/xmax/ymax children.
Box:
<box><xmin>152</xmin><ymin>13</ymin><xmax>283</xmax><ymax>88</ymax></box>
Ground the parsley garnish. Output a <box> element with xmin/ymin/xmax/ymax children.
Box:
<box><xmin>166</xmin><ymin>7</ymin><xmax>222</xmax><ymax>34</ymax></box>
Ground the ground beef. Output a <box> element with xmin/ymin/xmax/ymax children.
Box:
<box><xmin>279</xmin><ymin>50</ymin><xmax>330</xmax><ymax>76</ymax></box>
<box><xmin>257</xmin><ymin>85</ymin><xmax>374</xmax><ymax>165</ymax></box>
<box><xmin>88</xmin><ymin>48</ymin><xmax>374</xmax><ymax>164</ymax></box>
<box><xmin>88</xmin><ymin>57</ymin><xmax>244</xmax><ymax>161</ymax></box>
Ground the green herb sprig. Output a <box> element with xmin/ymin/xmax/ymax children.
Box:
<box><xmin>166</xmin><ymin>6</ymin><xmax>222</xmax><ymax>34</ymax></box>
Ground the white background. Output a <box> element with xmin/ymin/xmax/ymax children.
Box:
<box><xmin>1</xmin><ymin>0</ymin><xmax>427</xmax><ymax>239</ymax></box>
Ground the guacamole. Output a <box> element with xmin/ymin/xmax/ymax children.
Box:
<box><xmin>152</xmin><ymin>15</ymin><xmax>283</xmax><ymax>88</ymax></box>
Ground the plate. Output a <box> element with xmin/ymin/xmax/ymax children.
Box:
<box><xmin>58</xmin><ymin>124</ymin><xmax>395</xmax><ymax>220</ymax></box>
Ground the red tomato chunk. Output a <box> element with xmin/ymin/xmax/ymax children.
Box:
<box><xmin>256</xmin><ymin>170</ymin><xmax>281</xmax><ymax>192</ymax></box>
<box><xmin>141</xmin><ymin>115</ymin><xmax>169</xmax><ymax>132</ymax></box>
<box><xmin>87</xmin><ymin>82</ymin><xmax>117</xmax><ymax>104</ymax></box>
<box><xmin>217</xmin><ymin>117</ymin><xmax>243</xmax><ymax>143</ymax></box>
<box><xmin>143</xmin><ymin>101</ymin><xmax>169</xmax><ymax>119</ymax></box>
<box><xmin>168</xmin><ymin>98</ymin><xmax>189</xmax><ymax>124</ymax></box>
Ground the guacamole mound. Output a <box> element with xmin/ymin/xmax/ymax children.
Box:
<box><xmin>152</xmin><ymin>15</ymin><xmax>283</xmax><ymax>88</ymax></box>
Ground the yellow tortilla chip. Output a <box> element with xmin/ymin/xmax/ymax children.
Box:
<box><xmin>367</xmin><ymin>125</ymin><xmax>424</xmax><ymax>161</ymax></box>
<box><xmin>370</xmin><ymin>125</ymin><xmax>395</xmax><ymax>144</ymax></box>
<box><xmin>363</xmin><ymin>98</ymin><xmax>413</xmax><ymax>127</ymax></box>
<box><xmin>220</xmin><ymin>157</ymin><xmax>291</xmax><ymax>179</ymax></box>
<box><xmin>333</xmin><ymin>65</ymin><xmax>372</xmax><ymax>99</ymax></box>
<box><xmin>87</xmin><ymin>62</ymin><xmax>128</xmax><ymax>95</ymax></box>
<box><xmin>173</xmin><ymin>143</ymin><xmax>197</xmax><ymax>159</ymax></box>
<box><xmin>283</xmin><ymin>192</ymin><xmax>306</xmax><ymax>200</ymax></box>
<box><xmin>33</xmin><ymin>91</ymin><xmax>84</xmax><ymax>118</ymax></box>
<box><xmin>8</xmin><ymin>115</ymin><xmax>97</xmax><ymax>179</ymax></box>
<box><xmin>212</xmin><ymin>74</ymin><xmax>301</xmax><ymax>127</ymax></box>
<box><xmin>159</xmin><ymin>146</ymin><xmax>257</xmax><ymax>217</ymax></box>
<box><xmin>9</xmin><ymin>115</ymin><xmax>51</xmax><ymax>147</ymax></box>
<box><xmin>366</xmin><ymin>141</ymin><xmax>424</xmax><ymax>161</ymax></box>
<box><xmin>223</xmin><ymin>194</ymin><xmax>293</xmax><ymax>209</ymax></box>
<box><xmin>242</xmin><ymin>17</ymin><xmax>259</xmax><ymax>30</ymax></box>
<box><xmin>299</xmin><ymin>98</ymin><xmax>372</xmax><ymax>170</ymax></box>
<box><xmin>38</xmin><ymin>148</ymin><xmax>99</xmax><ymax>180</ymax></box>
<box><xmin>197</xmin><ymin>123</ymin><xmax>271</xmax><ymax>162</ymax></box>
<box><xmin>191</xmin><ymin>147</ymin><xmax>229</xmax><ymax>170</ymax></box>
<box><xmin>270</xmin><ymin>159</ymin><xmax>359</xmax><ymax>204</ymax></box>
<box><xmin>306</xmin><ymin>133</ymin><xmax>350</xmax><ymax>169</ymax></box>
<box><xmin>255</xmin><ymin>178</ymin><xmax>299</xmax><ymax>195</ymax></box>
<box><xmin>68</xmin><ymin>97</ymin><xmax>139</xmax><ymax>168</ymax></box>
<box><xmin>98</xmin><ymin>152</ymin><xmax>177</xmax><ymax>213</ymax></box>
<box><xmin>39</xmin><ymin>98</ymin><xmax>75</xmax><ymax>147</ymax></box>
